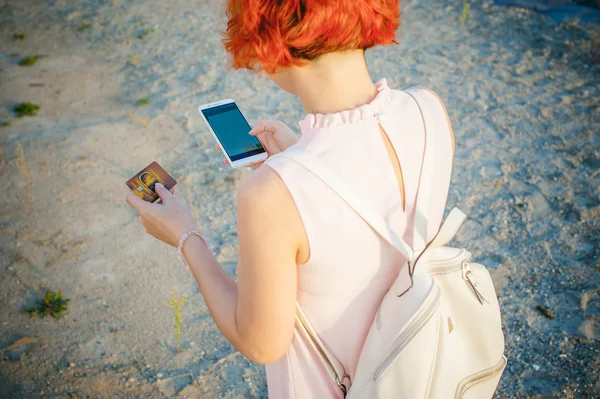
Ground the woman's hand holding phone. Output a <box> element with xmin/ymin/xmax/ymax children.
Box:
<box><xmin>217</xmin><ymin>120</ymin><xmax>299</xmax><ymax>168</ymax></box>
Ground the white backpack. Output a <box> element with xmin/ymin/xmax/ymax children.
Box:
<box><xmin>271</xmin><ymin>88</ymin><xmax>507</xmax><ymax>398</ymax></box>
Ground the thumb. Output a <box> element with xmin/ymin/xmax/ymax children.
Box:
<box><xmin>249</xmin><ymin>120</ymin><xmax>270</xmax><ymax>136</ymax></box>
<box><xmin>249</xmin><ymin>124</ymin><xmax>261</xmax><ymax>136</ymax></box>
<box><xmin>154</xmin><ymin>182</ymin><xmax>172</xmax><ymax>203</ymax></box>
<box><xmin>126</xmin><ymin>190</ymin><xmax>152</xmax><ymax>213</ymax></box>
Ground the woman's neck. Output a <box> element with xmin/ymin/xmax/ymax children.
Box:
<box><xmin>294</xmin><ymin>50</ymin><xmax>378</xmax><ymax>115</ymax></box>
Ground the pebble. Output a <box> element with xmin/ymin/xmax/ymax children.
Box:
<box><xmin>69</xmin><ymin>362</ymin><xmax>75</xmax><ymax>368</ymax></box>
<box><xmin>532</xmin><ymin>364</ymin><xmax>540</xmax><ymax>371</ymax></box>
<box><xmin>156</xmin><ymin>373</ymin><xmax>163</xmax><ymax>379</ymax></box>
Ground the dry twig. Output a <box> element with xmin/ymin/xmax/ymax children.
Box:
<box><xmin>203</xmin><ymin>351</ymin><xmax>240</xmax><ymax>376</ymax></box>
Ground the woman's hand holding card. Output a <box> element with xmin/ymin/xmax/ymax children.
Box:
<box><xmin>126</xmin><ymin>183</ymin><xmax>197</xmax><ymax>248</ymax></box>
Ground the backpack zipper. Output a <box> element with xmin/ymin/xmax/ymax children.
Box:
<box><xmin>373</xmin><ymin>284</ymin><xmax>441</xmax><ymax>381</ymax></box>
<box><xmin>427</xmin><ymin>251</ymin><xmax>488</xmax><ymax>305</ymax></box>
<box><xmin>426</xmin><ymin>248</ymin><xmax>471</xmax><ymax>274</ymax></box>
<box><xmin>454</xmin><ymin>355</ymin><xmax>507</xmax><ymax>398</ymax></box>
<box><xmin>461</xmin><ymin>260</ymin><xmax>489</xmax><ymax>305</ymax></box>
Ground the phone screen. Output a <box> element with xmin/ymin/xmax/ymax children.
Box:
<box><xmin>201</xmin><ymin>103</ymin><xmax>265</xmax><ymax>161</ymax></box>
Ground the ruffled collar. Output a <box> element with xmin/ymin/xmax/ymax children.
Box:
<box><xmin>298</xmin><ymin>78</ymin><xmax>391</xmax><ymax>133</ymax></box>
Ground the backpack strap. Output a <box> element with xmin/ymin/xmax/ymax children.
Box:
<box><xmin>403</xmin><ymin>87</ymin><xmax>454</xmax><ymax>253</ymax></box>
<box><xmin>295</xmin><ymin>303</ymin><xmax>351</xmax><ymax>396</ymax></box>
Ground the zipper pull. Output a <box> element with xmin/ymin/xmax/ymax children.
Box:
<box><xmin>462</xmin><ymin>261</ymin><xmax>489</xmax><ymax>305</ymax></box>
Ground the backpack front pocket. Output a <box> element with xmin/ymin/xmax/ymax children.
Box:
<box><xmin>454</xmin><ymin>355</ymin><xmax>507</xmax><ymax>399</ymax></box>
<box><xmin>372</xmin><ymin>284</ymin><xmax>441</xmax><ymax>397</ymax></box>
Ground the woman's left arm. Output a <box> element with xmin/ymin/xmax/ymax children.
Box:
<box><xmin>125</xmin><ymin>167</ymin><xmax>300</xmax><ymax>364</ymax></box>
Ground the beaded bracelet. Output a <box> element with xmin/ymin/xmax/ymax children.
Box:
<box><xmin>177</xmin><ymin>230</ymin><xmax>216</xmax><ymax>268</ymax></box>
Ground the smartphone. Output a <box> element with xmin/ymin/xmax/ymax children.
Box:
<box><xmin>198</xmin><ymin>99</ymin><xmax>267</xmax><ymax>168</ymax></box>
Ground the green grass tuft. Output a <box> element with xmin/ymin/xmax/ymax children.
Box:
<box><xmin>136</xmin><ymin>97</ymin><xmax>151</xmax><ymax>107</ymax></box>
<box><xmin>18</xmin><ymin>55</ymin><xmax>45</xmax><ymax>66</ymax></box>
<box><xmin>168</xmin><ymin>293</ymin><xmax>188</xmax><ymax>353</ymax></box>
<box><xmin>138</xmin><ymin>28</ymin><xmax>155</xmax><ymax>39</ymax></box>
<box><xmin>128</xmin><ymin>53</ymin><xmax>139</xmax><ymax>66</ymax></box>
<box><xmin>26</xmin><ymin>290</ymin><xmax>70</xmax><ymax>319</ymax></box>
<box><xmin>460</xmin><ymin>0</ymin><xmax>470</xmax><ymax>25</ymax></box>
<box><xmin>14</xmin><ymin>102</ymin><xmax>40</xmax><ymax>117</ymax></box>
<box><xmin>78</xmin><ymin>23</ymin><xmax>90</xmax><ymax>31</ymax></box>
<box><xmin>13</xmin><ymin>33</ymin><xmax>26</xmax><ymax>40</ymax></box>
<box><xmin>0</xmin><ymin>121</ymin><xmax>11</xmax><ymax>128</ymax></box>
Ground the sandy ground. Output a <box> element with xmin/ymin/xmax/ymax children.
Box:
<box><xmin>0</xmin><ymin>0</ymin><xmax>598</xmax><ymax>398</ymax></box>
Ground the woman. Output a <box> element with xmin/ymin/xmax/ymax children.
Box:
<box><xmin>125</xmin><ymin>0</ymin><xmax>455</xmax><ymax>397</ymax></box>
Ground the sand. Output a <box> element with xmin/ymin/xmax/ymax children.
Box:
<box><xmin>0</xmin><ymin>0</ymin><xmax>598</xmax><ymax>398</ymax></box>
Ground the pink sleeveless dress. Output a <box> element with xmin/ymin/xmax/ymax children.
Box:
<box><xmin>264</xmin><ymin>78</ymin><xmax>454</xmax><ymax>398</ymax></box>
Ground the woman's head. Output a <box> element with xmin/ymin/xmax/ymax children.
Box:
<box><xmin>222</xmin><ymin>0</ymin><xmax>400</xmax><ymax>77</ymax></box>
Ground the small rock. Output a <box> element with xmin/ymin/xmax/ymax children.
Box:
<box><xmin>69</xmin><ymin>362</ymin><xmax>76</xmax><ymax>368</ymax></box>
<box><xmin>579</xmin><ymin>319</ymin><xmax>596</xmax><ymax>340</ymax></box>
<box><xmin>128</xmin><ymin>377</ymin><xmax>135</xmax><ymax>383</ymax></box>
<box><xmin>532</xmin><ymin>364</ymin><xmax>540</xmax><ymax>371</ymax></box>
<box><xmin>67</xmin><ymin>10</ymin><xmax>82</xmax><ymax>20</ymax></box>
<box><xmin>176</xmin><ymin>383</ymin><xmax>200</xmax><ymax>398</ymax></box>
<box><xmin>5</xmin><ymin>337</ymin><xmax>39</xmax><ymax>361</ymax></box>
<box><xmin>157</xmin><ymin>374</ymin><xmax>193</xmax><ymax>397</ymax></box>
<box><xmin>156</xmin><ymin>373</ymin><xmax>163</xmax><ymax>379</ymax></box>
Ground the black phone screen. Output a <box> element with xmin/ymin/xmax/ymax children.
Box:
<box><xmin>201</xmin><ymin>103</ymin><xmax>265</xmax><ymax>161</ymax></box>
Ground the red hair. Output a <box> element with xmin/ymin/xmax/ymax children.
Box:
<box><xmin>222</xmin><ymin>0</ymin><xmax>400</xmax><ymax>74</ymax></box>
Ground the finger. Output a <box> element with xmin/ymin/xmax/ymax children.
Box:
<box><xmin>249</xmin><ymin>120</ymin><xmax>267</xmax><ymax>136</ymax></box>
<box><xmin>251</xmin><ymin>161</ymin><xmax>265</xmax><ymax>169</ymax></box>
<box><xmin>154</xmin><ymin>182</ymin><xmax>173</xmax><ymax>203</ymax></box>
<box><xmin>215</xmin><ymin>143</ymin><xmax>222</xmax><ymax>151</ymax></box>
<box><xmin>126</xmin><ymin>191</ymin><xmax>152</xmax><ymax>213</ymax></box>
<box><xmin>223</xmin><ymin>157</ymin><xmax>228</xmax><ymax>164</ymax></box>
<box><xmin>250</xmin><ymin>120</ymin><xmax>283</xmax><ymax>136</ymax></box>
<box><xmin>249</xmin><ymin>122</ymin><xmax>275</xmax><ymax>136</ymax></box>
<box><xmin>158</xmin><ymin>185</ymin><xmax>176</xmax><ymax>203</ymax></box>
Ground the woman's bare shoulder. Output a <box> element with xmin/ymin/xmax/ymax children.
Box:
<box><xmin>237</xmin><ymin>163</ymin><xmax>288</xmax><ymax>203</ymax></box>
<box><xmin>236</xmin><ymin>163</ymin><xmax>304</xmax><ymax>259</ymax></box>
<box><xmin>236</xmin><ymin>163</ymin><xmax>299</xmax><ymax>228</ymax></box>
